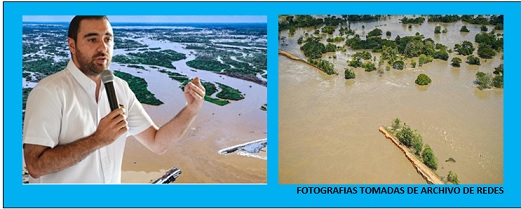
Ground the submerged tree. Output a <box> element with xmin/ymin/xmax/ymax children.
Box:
<box><xmin>451</xmin><ymin>57</ymin><xmax>462</xmax><ymax>67</ymax></box>
<box><xmin>476</xmin><ymin>71</ymin><xmax>492</xmax><ymax>90</ymax></box>
<box><xmin>422</xmin><ymin>144</ymin><xmax>438</xmax><ymax>170</ymax></box>
<box><xmin>415</xmin><ymin>74</ymin><xmax>432</xmax><ymax>85</ymax></box>
<box><xmin>344</xmin><ymin>68</ymin><xmax>356</xmax><ymax>79</ymax></box>
<box><xmin>447</xmin><ymin>171</ymin><xmax>459</xmax><ymax>184</ymax></box>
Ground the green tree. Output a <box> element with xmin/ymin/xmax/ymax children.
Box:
<box><xmin>344</xmin><ymin>68</ymin><xmax>356</xmax><ymax>79</ymax></box>
<box><xmin>418</xmin><ymin>54</ymin><xmax>433</xmax><ymax>66</ymax></box>
<box><xmin>368</xmin><ymin>28</ymin><xmax>383</xmax><ymax>37</ymax></box>
<box><xmin>467</xmin><ymin>55</ymin><xmax>481</xmax><ymax>65</ymax></box>
<box><xmin>363</xmin><ymin>62</ymin><xmax>377</xmax><ymax>72</ymax></box>
<box><xmin>422</xmin><ymin>144</ymin><xmax>438</xmax><ymax>170</ymax></box>
<box><xmin>476</xmin><ymin>71</ymin><xmax>492</xmax><ymax>90</ymax></box>
<box><xmin>348</xmin><ymin>57</ymin><xmax>363</xmax><ymax>68</ymax></box>
<box><xmin>481</xmin><ymin>25</ymin><xmax>488</xmax><ymax>32</ymax></box>
<box><xmin>397</xmin><ymin>124</ymin><xmax>415</xmax><ymax>147</ymax></box>
<box><xmin>415</xmin><ymin>74</ymin><xmax>432</xmax><ymax>85</ymax></box>
<box><xmin>447</xmin><ymin>171</ymin><xmax>459</xmax><ymax>184</ymax></box>
<box><xmin>460</xmin><ymin>25</ymin><xmax>470</xmax><ymax>32</ymax></box>
<box><xmin>493</xmin><ymin>75</ymin><xmax>503</xmax><ymax>88</ymax></box>
<box><xmin>391</xmin><ymin>118</ymin><xmax>401</xmax><ymax>132</ymax></box>
<box><xmin>386</xmin><ymin>31</ymin><xmax>392</xmax><ymax>37</ymax></box>
<box><xmin>454</xmin><ymin>41</ymin><xmax>475</xmax><ymax>56</ymax></box>
<box><xmin>322</xmin><ymin>25</ymin><xmax>335</xmax><ymax>35</ymax></box>
<box><xmin>393</xmin><ymin>60</ymin><xmax>405</xmax><ymax>70</ymax></box>
<box><xmin>477</xmin><ymin>44</ymin><xmax>496</xmax><ymax>59</ymax></box>
<box><xmin>434</xmin><ymin>25</ymin><xmax>441</xmax><ymax>34</ymax></box>
<box><xmin>451</xmin><ymin>57</ymin><xmax>462</xmax><ymax>67</ymax></box>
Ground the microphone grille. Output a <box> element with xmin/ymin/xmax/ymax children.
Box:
<box><xmin>101</xmin><ymin>70</ymin><xmax>114</xmax><ymax>83</ymax></box>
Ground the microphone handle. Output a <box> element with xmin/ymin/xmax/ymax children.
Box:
<box><xmin>104</xmin><ymin>82</ymin><xmax>119</xmax><ymax>111</ymax></box>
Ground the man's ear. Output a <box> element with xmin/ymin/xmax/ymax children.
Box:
<box><xmin>68</xmin><ymin>38</ymin><xmax>76</xmax><ymax>55</ymax></box>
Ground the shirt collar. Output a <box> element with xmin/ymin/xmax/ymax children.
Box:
<box><xmin>66</xmin><ymin>59</ymin><xmax>100</xmax><ymax>99</ymax></box>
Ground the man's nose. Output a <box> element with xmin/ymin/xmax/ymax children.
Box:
<box><xmin>97</xmin><ymin>41</ymin><xmax>109</xmax><ymax>53</ymax></box>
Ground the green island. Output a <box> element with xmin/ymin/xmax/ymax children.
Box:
<box><xmin>386</xmin><ymin>118</ymin><xmax>459</xmax><ymax>184</ymax></box>
<box><xmin>23</xmin><ymin>58</ymin><xmax>68</xmax><ymax>80</ymax></box>
<box><xmin>112</xmin><ymin>49</ymin><xmax>186</xmax><ymax>69</ymax></box>
<box><xmin>186</xmin><ymin>50</ymin><xmax>267</xmax><ymax>86</ymax></box>
<box><xmin>113</xmin><ymin>71</ymin><xmax>163</xmax><ymax>106</ymax></box>
<box><xmin>158</xmin><ymin>69</ymin><xmax>245</xmax><ymax>106</ymax></box>
<box><xmin>114</xmin><ymin>37</ymin><xmax>148</xmax><ymax>49</ymax></box>
<box><xmin>279</xmin><ymin>15</ymin><xmax>503</xmax><ymax>90</ymax></box>
<box><xmin>216</xmin><ymin>82</ymin><xmax>245</xmax><ymax>101</ymax></box>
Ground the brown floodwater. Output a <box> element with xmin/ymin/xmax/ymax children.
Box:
<box><xmin>115</xmin><ymin>57</ymin><xmax>267</xmax><ymax>184</ymax></box>
<box><xmin>278</xmin><ymin>16</ymin><xmax>503</xmax><ymax>184</ymax></box>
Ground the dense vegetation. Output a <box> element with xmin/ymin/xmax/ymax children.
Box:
<box><xmin>388</xmin><ymin>118</ymin><xmax>438</xmax><ymax>171</ymax></box>
<box><xmin>112</xmin><ymin>50</ymin><xmax>186</xmax><ymax>69</ymax></box>
<box><xmin>451</xmin><ymin>57</ymin><xmax>462</xmax><ymax>67</ymax></box>
<box><xmin>466</xmin><ymin>55</ymin><xmax>481</xmax><ymax>65</ymax></box>
<box><xmin>344</xmin><ymin>68</ymin><xmax>356</xmax><ymax>79</ymax></box>
<box><xmin>447</xmin><ymin>171</ymin><xmax>460</xmax><ymax>184</ymax></box>
<box><xmin>422</xmin><ymin>144</ymin><xmax>438</xmax><ymax>170</ymax></box>
<box><xmin>308</xmin><ymin>58</ymin><xmax>338</xmax><ymax>75</ymax></box>
<box><xmin>216</xmin><ymin>82</ymin><xmax>245</xmax><ymax>101</ymax></box>
<box><xmin>415</xmin><ymin>74</ymin><xmax>432</xmax><ymax>85</ymax></box>
<box><xmin>400</xmin><ymin>16</ymin><xmax>425</xmax><ymax>24</ymax></box>
<box><xmin>186</xmin><ymin>56</ymin><xmax>231</xmax><ymax>72</ymax></box>
<box><xmin>114</xmin><ymin>71</ymin><xmax>163</xmax><ymax>106</ymax></box>
<box><xmin>280</xmin><ymin>14</ymin><xmax>503</xmax><ymax>93</ymax></box>
<box><xmin>476</xmin><ymin>64</ymin><xmax>503</xmax><ymax>90</ymax></box>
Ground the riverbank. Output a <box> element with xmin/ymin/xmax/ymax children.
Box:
<box><xmin>278</xmin><ymin>50</ymin><xmax>325</xmax><ymax>73</ymax></box>
<box><xmin>379</xmin><ymin>127</ymin><xmax>444</xmax><ymax>184</ymax></box>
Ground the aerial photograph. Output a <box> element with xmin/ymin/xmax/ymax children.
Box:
<box><xmin>22</xmin><ymin>15</ymin><xmax>267</xmax><ymax>183</ymax></box>
<box><xmin>278</xmin><ymin>15</ymin><xmax>503</xmax><ymax>184</ymax></box>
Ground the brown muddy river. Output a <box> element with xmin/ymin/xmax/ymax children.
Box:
<box><xmin>278</xmin><ymin>16</ymin><xmax>503</xmax><ymax>184</ymax></box>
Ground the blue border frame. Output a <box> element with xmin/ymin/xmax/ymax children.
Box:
<box><xmin>4</xmin><ymin>1</ymin><xmax>520</xmax><ymax>207</ymax></box>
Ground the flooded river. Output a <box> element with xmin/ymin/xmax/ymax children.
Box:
<box><xmin>278</xmin><ymin>16</ymin><xmax>503</xmax><ymax>184</ymax></box>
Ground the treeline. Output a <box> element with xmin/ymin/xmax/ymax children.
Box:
<box><xmin>307</xmin><ymin>58</ymin><xmax>337</xmax><ymax>75</ymax></box>
<box><xmin>400</xmin><ymin>16</ymin><xmax>425</xmax><ymax>24</ymax></box>
<box><xmin>23</xmin><ymin>57</ymin><xmax>68</xmax><ymax>83</ymax></box>
<box><xmin>279</xmin><ymin>15</ymin><xmax>385</xmax><ymax>32</ymax></box>
<box><xmin>426</xmin><ymin>15</ymin><xmax>503</xmax><ymax>26</ymax></box>
<box><xmin>112</xmin><ymin>49</ymin><xmax>186</xmax><ymax>69</ymax></box>
<box><xmin>475</xmin><ymin>64</ymin><xmax>503</xmax><ymax>90</ymax></box>
<box><xmin>300</xmin><ymin>37</ymin><xmax>336</xmax><ymax>59</ymax></box>
<box><xmin>388</xmin><ymin>118</ymin><xmax>459</xmax><ymax>184</ymax></box>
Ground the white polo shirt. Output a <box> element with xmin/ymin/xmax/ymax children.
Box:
<box><xmin>23</xmin><ymin>60</ymin><xmax>157</xmax><ymax>183</ymax></box>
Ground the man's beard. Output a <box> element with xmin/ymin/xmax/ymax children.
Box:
<box><xmin>75</xmin><ymin>50</ymin><xmax>111</xmax><ymax>77</ymax></box>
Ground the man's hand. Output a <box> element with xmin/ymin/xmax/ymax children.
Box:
<box><xmin>93</xmin><ymin>107</ymin><xmax>128</xmax><ymax>146</ymax></box>
<box><xmin>23</xmin><ymin>107</ymin><xmax>128</xmax><ymax>179</ymax></box>
<box><xmin>184</xmin><ymin>77</ymin><xmax>206</xmax><ymax>113</ymax></box>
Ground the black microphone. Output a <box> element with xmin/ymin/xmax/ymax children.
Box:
<box><xmin>101</xmin><ymin>70</ymin><xmax>119</xmax><ymax>111</ymax></box>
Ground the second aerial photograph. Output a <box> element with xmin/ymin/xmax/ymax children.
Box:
<box><xmin>278</xmin><ymin>15</ymin><xmax>503</xmax><ymax>184</ymax></box>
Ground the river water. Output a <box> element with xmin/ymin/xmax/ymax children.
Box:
<box><xmin>115</xmin><ymin>39</ymin><xmax>267</xmax><ymax>183</ymax></box>
<box><xmin>278</xmin><ymin>15</ymin><xmax>503</xmax><ymax>184</ymax></box>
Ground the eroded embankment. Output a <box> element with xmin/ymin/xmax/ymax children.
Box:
<box><xmin>379</xmin><ymin>127</ymin><xmax>444</xmax><ymax>184</ymax></box>
<box><xmin>278</xmin><ymin>50</ymin><xmax>323</xmax><ymax>72</ymax></box>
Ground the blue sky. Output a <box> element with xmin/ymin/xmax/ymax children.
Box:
<box><xmin>23</xmin><ymin>16</ymin><xmax>267</xmax><ymax>23</ymax></box>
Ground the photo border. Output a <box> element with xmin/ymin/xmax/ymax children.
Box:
<box><xmin>4</xmin><ymin>1</ymin><xmax>519</xmax><ymax>207</ymax></box>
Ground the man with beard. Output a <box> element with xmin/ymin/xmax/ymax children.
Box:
<box><xmin>22</xmin><ymin>16</ymin><xmax>206</xmax><ymax>183</ymax></box>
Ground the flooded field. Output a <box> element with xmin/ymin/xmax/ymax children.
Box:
<box><xmin>278</xmin><ymin>15</ymin><xmax>503</xmax><ymax>184</ymax></box>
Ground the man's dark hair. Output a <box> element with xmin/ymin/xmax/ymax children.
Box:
<box><xmin>68</xmin><ymin>16</ymin><xmax>109</xmax><ymax>42</ymax></box>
